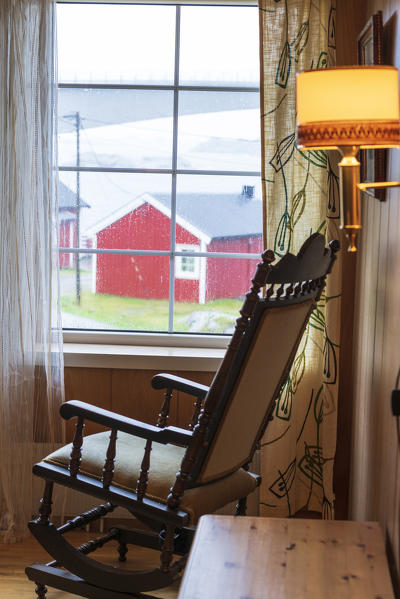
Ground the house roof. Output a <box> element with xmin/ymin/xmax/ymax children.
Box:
<box><xmin>152</xmin><ymin>192</ymin><xmax>262</xmax><ymax>239</ymax></box>
<box><xmin>58</xmin><ymin>181</ymin><xmax>90</xmax><ymax>210</ymax></box>
<box><xmin>85</xmin><ymin>190</ymin><xmax>262</xmax><ymax>241</ymax></box>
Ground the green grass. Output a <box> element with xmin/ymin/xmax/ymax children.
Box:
<box><xmin>61</xmin><ymin>291</ymin><xmax>241</xmax><ymax>333</ymax></box>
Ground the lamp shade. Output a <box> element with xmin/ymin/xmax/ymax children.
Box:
<box><xmin>296</xmin><ymin>66</ymin><xmax>400</xmax><ymax>149</ymax></box>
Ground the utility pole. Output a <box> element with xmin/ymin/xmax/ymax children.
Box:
<box><xmin>75</xmin><ymin>111</ymin><xmax>81</xmax><ymax>305</ymax></box>
<box><xmin>63</xmin><ymin>112</ymin><xmax>82</xmax><ymax>305</ymax></box>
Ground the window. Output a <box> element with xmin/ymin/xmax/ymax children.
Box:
<box><xmin>57</xmin><ymin>1</ymin><xmax>261</xmax><ymax>338</ymax></box>
<box><xmin>176</xmin><ymin>245</ymin><xmax>201</xmax><ymax>280</ymax></box>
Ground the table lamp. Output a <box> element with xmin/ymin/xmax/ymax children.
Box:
<box><xmin>296</xmin><ymin>66</ymin><xmax>400</xmax><ymax>252</ymax></box>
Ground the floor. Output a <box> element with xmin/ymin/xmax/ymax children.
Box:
<box><xmin>0</xmin><ymin>531</ymin><xmax>180</xmax><ymax>598</ymax></box>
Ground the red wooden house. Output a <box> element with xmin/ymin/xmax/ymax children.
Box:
<box><xmin>87</xmin><ymin>189</ymin><xmax>262</xmax><ymax>303</ymax></box>
<box><xmin>59</xmin><ymin>182</ymin><xmax>89</xmax><ymax>268</ymax></box>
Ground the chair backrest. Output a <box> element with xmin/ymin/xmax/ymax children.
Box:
<box><xmin>187</xmin><ymin>233</ymin><xmax>339</xmax><ymax>486</ymax></box>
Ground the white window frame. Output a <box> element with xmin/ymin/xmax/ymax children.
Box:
<box><xmin>58</xmin><ymin>0</ymin><xmax>260</xmax><ymax>351</ymax></box>
<box><xmin>175</xmin><ymin>244</ymin><xmax>200</xmax><ymax>279</ymax></box>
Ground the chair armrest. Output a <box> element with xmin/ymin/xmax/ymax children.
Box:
<box><xmin>60</xmin><ymin>400</ymin><xmax>193</xmax><ymax>446</ymax></box>
<box><xmin>151</xmin><ymin>373</ymin><xmax>209</xmax><ymax>398</ymax></box>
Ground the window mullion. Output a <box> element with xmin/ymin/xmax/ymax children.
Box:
<box><xmin>168</xmin><ymin>3</ymin><xmax>181</xmax><ymax>334</ymax></box>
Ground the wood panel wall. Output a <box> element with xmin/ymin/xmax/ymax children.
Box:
<box><xmin>333</xmin><ymin>0</ymin><xmax>366</xmax><ymax>520</ymax></box>
<box><xmin>346</xmin><ymin>0</ymin><xmax>400</xmax><ymax>590</ymax></box>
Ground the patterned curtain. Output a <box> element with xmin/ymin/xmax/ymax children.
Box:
<box><xmin>258</xmin><ymin>0</ymin><xmax>342</xmax><ymax>517</ymax></box>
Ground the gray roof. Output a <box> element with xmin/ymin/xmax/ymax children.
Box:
<box><xmin>58</xmin><ymin>181</ymin><xmax>89</xmax><ymax>210</ymax></box>
<box><xmin>152</xmin><ymin>192</ymin><xmax>262</xmax><ymax>239</ymax></box>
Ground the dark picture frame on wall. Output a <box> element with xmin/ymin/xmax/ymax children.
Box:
<box><xmin>357</xmin><ymin>10</ymin><xmax>386</xmax><ymax>202</ymax></box>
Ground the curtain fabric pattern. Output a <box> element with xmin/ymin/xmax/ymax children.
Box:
<box><xmin>258</xmin><ymin>0</ymin><xmax>341</xmax><ymax>517</ymax></box>
<box><xmin>0</xmin><ymin>0</ymin><xmax>64</xmax><ymax>542</ymax></box>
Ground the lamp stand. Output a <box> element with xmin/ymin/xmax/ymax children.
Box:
<box><xmin>338</xmin><ymin>146</ymin><xmax>361</xmax><ymax>253</ymax></box>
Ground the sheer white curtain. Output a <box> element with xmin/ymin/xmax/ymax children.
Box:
<box><xmin>0</xmin><ymin>0</ymin><xmax>64</xmax><ymax>542</ymax></box>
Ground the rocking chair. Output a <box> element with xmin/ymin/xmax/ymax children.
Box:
<box><xmin>26</xmin><ymin>233</ymin><xmax>339</xmax><ymax>598</ymax></box>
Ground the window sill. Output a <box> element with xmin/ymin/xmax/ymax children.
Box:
<box><xmin>63</xmin><ymin>343</ymin><xmax>225</xmax><ymax>371</ymax></box>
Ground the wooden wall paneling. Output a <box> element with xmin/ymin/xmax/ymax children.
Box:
<box><xmin>64</xmin><ymin>367</ymin><xmax>112</xmax><ymax>441</ymax></box>
<box><xmin>349</xmin><ymin>0</ymin><xmax>400</xmax><ymax>586</ymax></box>
<box><xmin>336</xmin><ymin>0</ymin><xmax>367</xmax><ymax>65</ymax></box>
<box><xmin>333</xmin><ymin>243</ymin><xmax>357</xmax><ymax>519</ymax></box>
<box><xmin>370</xmin><ymin>178</ymin><xmax>400</xmax><ymax>593</ymax></box>
<box><xmin>372</xmin><ymin>177</ymin><xmax>391</xmax><ymax>515</ymax></box>
<box><xmin>110</xmin><ymin>369</ymin><xmax>178</xmax><ymax>426</ymax></box>
<box><xmin>349</xmin><ymin>196</ymin><xmax>381</xmax><ymax>520</ymax></box>
<box><xmin>333</xmin><ymin>0</ymin><xmax>368</xmax><ymax>520</ymax></box>
<box><xmin>379</xmin><ymin>15</ymin><xmax>400</xmax><ymax>572</ymax></box>
<box><xmin>379</xmin><ymin>175</ymin><xmax>400</xmax><ymax>582</ymax></box>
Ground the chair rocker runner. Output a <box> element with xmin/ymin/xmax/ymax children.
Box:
<box><xmin>26</xmin><ymin>233</ymin><xmax>339</xmax><ymax>599</ymax></box>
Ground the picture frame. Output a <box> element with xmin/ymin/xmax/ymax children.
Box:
<box><xmin>357</xmin><ymin>10</ymin><xmax>386</xmax><ymax>202</ymax></box>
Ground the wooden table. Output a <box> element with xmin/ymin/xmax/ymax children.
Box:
<box><xmin>178</xmin><ymin>515</ymin><xmax>395</xmax><ymax>599</ymax></box>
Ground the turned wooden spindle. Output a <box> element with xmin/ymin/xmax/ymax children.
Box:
<box><xmin>77</xmin><ymin>529</ymin><xmax>119</xmax><ymax>555</ymax></box>
<box><xmin>136</xmin><ymin>439</ymin><xmax>152</xmax><ymax>500</ymax></box>
<box><xmin>118</xmin><ymin>539</ymin><xmax>128</xmax><ymax>562</ymax></box>
<box><xmin>301</xmin><ymin>280</ymin><xmax>309</xmax><ymax>295</ymax></box>
<box><xmin>157</xmin><ymin>387</ymin><xmax>173</xmax><ymax>428</ymax></box>
<box><xmin>285</xmin><ymin>282</ymin><xmax>294</xmax><ymax>298</ymax></box>
<box><xmin>69</xmin><ymin>416</ymin><xmax>85</xmax><ymax>477</ymax></box>
<box><xmin>189</xmin><ymin>396</ymin><xmax>203</xmax><ymax>429</ymax></box>
<box><xmin>102</xmin><ymin>429</ymin><xmax>118</xmax><ymax>488</ymax></box>
<box><xmin>294</xmin><ymin>281</ymin><xmax>302</xmax><ymax>296</ymax></box>
<box><xmin>35</xmin><ymin>583</ymin><xmax>47</xmax><ymax>599</ymax></box>
<box><xmin>276</xmin><ymin>282</ymin><xmax>285</xmax><ymax>299</ymax></box>
<box><xmin>57</xmin><ymin>503</ymin><xmax>115</xmax><ymax>534</ymax></box>
<box><xmin>160</xmin><ymin>525</ymin><xmax>175</xmax><ymax>573</ymax></box>
<box><xmin>38</xmin><ymin>481</ymin><xmax>54</xmax><ymax>525</ymax></box>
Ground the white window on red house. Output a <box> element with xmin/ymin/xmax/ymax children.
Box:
<box><xmin>57</xmin><ymin>1</ymin><xmax>261</xmax><ymax>336</ymax></box>
<box><xmin>176</xmin><ymin>245</ymin><xmax>201</xmax><ymax>280</ymax></box>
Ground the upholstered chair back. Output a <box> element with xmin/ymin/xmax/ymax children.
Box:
<box><xmin>187</xmin><ymin>233</ymin><xmax>338</xmax><ymax>486</ymax></box>
<box><xmin>198</xmin><ymin>299</ymin><xmax>314</xmax><ymax>483</ymax></box>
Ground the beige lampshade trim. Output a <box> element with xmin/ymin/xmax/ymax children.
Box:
<box><xmin>297</xmin><ymin>120</ymin><xmax>400</xmax><ymax>149</ymax></box>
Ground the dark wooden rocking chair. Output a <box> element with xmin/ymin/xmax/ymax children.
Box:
<box><xmin>26</xmin><ymin>233</ymin><xmax>339</xmax><ymax>599</ymax></box>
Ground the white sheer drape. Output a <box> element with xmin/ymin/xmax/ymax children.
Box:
<box><xmin>0</xmin><ymin>0</ymin><xmax>64</xmax><ymax>542</ymax></box>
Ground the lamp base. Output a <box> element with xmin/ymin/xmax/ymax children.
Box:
<box><xmin>338</xmin><ymin>147</ymin><xmax>361</xmax><ymax>252</ymax></box>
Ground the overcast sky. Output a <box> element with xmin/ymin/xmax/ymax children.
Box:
<box><xmin>57</xmin><ymin>4</ymin><xmax>260</xmax><ymax>84</ymax></box>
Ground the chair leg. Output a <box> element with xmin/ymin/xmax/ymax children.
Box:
<box><xmin>160</xmin><ymin>524</ymin><xmax>175</xmax><ymax>572</ymax></box>
<box><xmin>34</xmin><ymin>583</ymin><xmax>47</xmax><ymax>598</ymax></box>
<box><xmin>235</xmin><ymin>496</ymin><xmax>247</xmax><ymax>516</ymax></box>
<box><xmin>118</xmin><ymin>539</ymin><xmax>128</xmax><ymax>562</ymax></box>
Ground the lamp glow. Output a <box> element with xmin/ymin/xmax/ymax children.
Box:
<box><xmin>296</xmin><ymin>66</ymin><xmax>400</xmax><ymax>251</ymax></box>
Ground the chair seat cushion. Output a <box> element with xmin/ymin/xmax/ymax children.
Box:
<box><xmin>44</xmin><ymin>431</ymin><xmax>258</xmax><ymax>525</ymax></box>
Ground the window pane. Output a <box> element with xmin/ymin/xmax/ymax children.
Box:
<box><xmin>176</xmin><ymin>175</ymin><xmax>262</xmax><ymax>254</ymax></box>
<box><xmin>58</xmin><ymin>172</ymin><xmax>171</xmax><ymax>251</ymax></box>
<box><xmin>58</xmin><ymin>89</ymin><xmax>174</xmax><ymax>169</ymax></box>
<box><xmin>178</xmin><ymin>91</ymin><xmax>260</xmax><ymax>171</ymax></box>
<box><xmin>173</xmin><ymin>257</ymin><xmax>259</xmax><ymax>334</ymax></box>
<box><xmin>57</xmin><ymin>4</ymin><xmax>175</xmax><ymax>84</ymax></box>
<box><xmin>180</xmin><ymin>6</ymin><xmax>259</xmax><ymax>86</ymax></box>
<box><xmin>61</xmin><ymin>253</ymin><xmax>170</xmax><ymax>332</ymax></box>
